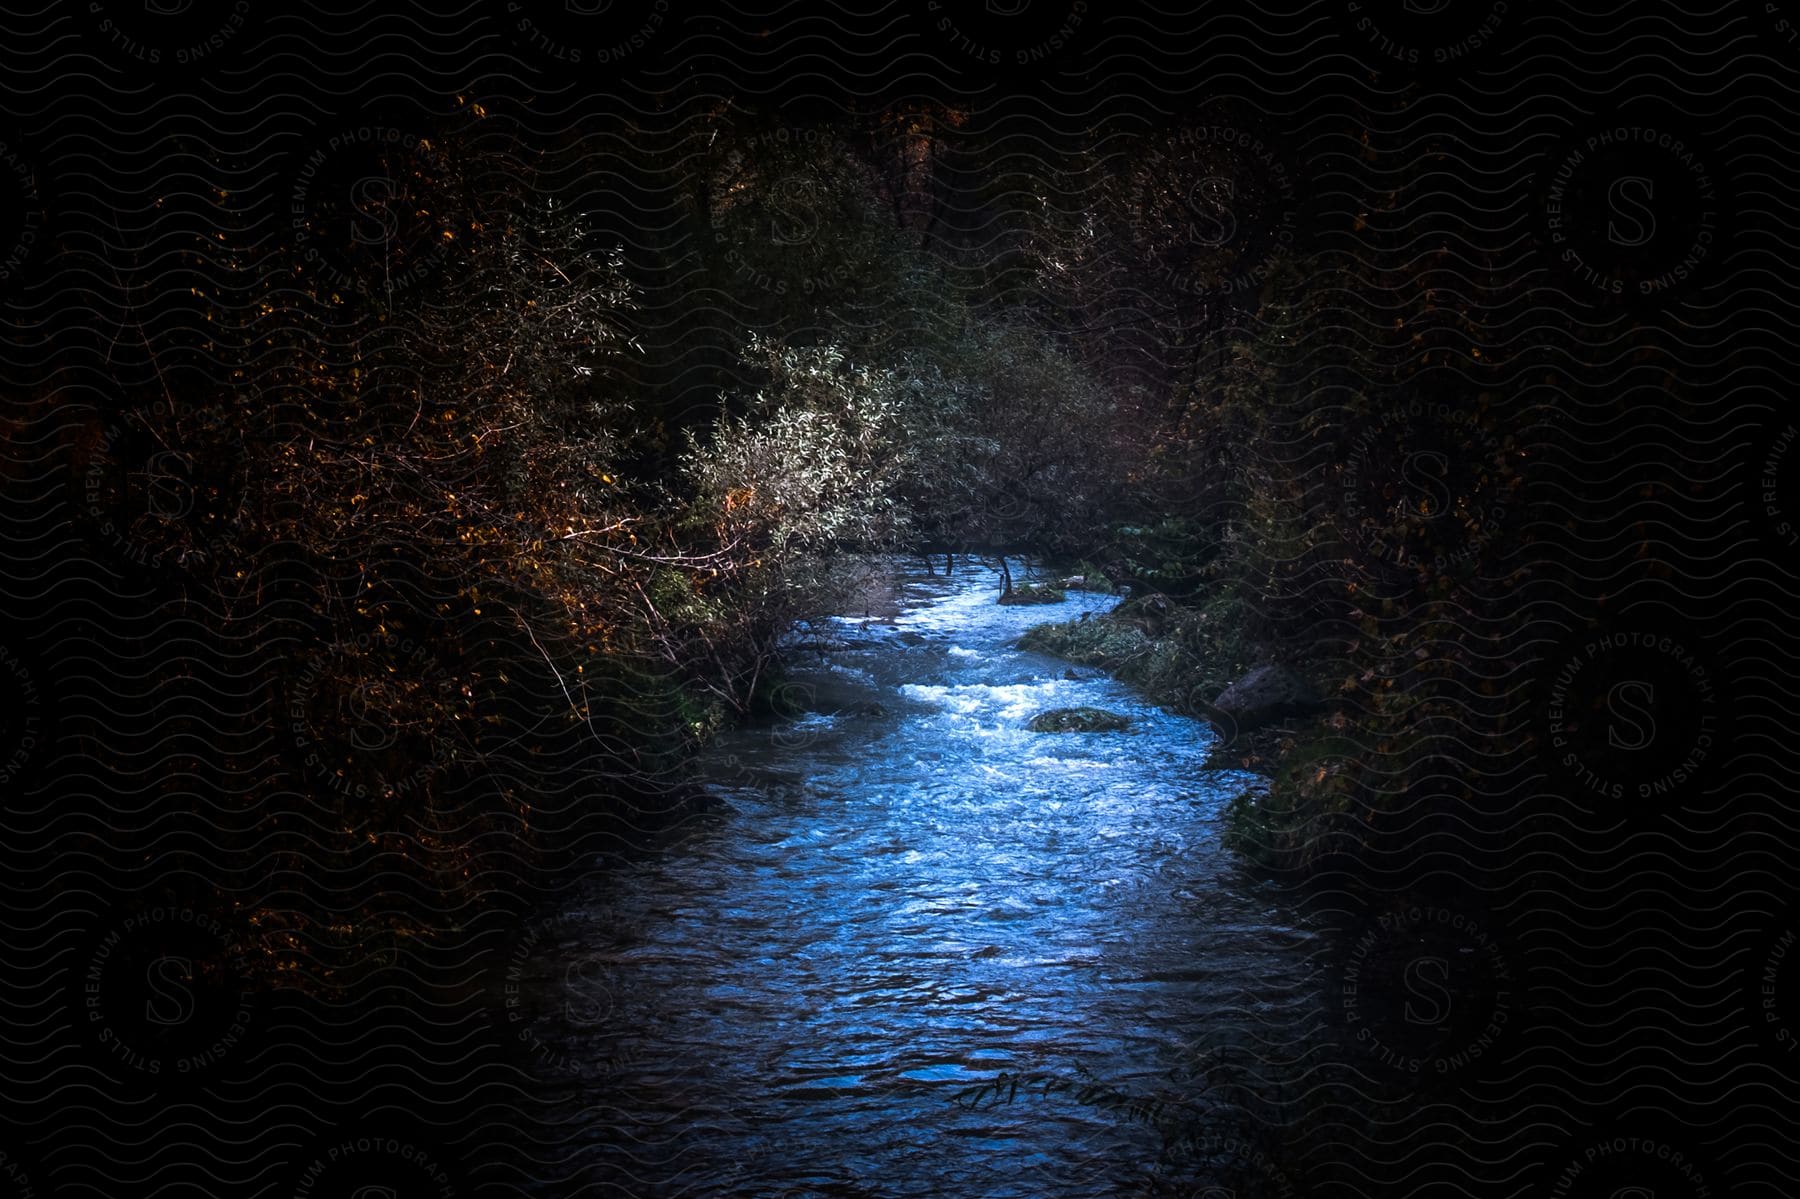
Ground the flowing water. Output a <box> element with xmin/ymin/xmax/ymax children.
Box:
<box><xmin>511</xmin><ymin>561</ymin><xmax>1315</xmax><ymax>1197</ymax></box>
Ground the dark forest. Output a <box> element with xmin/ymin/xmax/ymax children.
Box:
<box><xmin>0</xmin><ymin>3</ymin><xmax>1793</xmax><ymax>1197</ymax></box>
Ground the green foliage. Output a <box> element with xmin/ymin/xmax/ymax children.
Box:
<box><xmin>696</xmin><ymin>121</ymin><xmax>907</xmax><ymax>330</ymax></box>
<box><xmin>1107</xmin><ymin>519</ymin><xmax>1216</xmax><ymax>595</ymax></box>
<box><xmin>935</xmin><ymin>322</ymin><xmax>1122</xmax><ymax>556</ymax></box>
<box><xmin>675</xmin><ymin>337</ymin><xmax>918</xmax><ymax>671</ymax></box>
<box><xmin>1067</xmin><ymin>562</ymin><xmax>1116</xmax><ymax>593</ymax></box>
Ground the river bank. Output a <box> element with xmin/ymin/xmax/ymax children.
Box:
<box><xmin>1014</xmin><ymin>587</ymin><xmax>1338</xmax><ymax>873</ymax></box>
<box><xmin>1018</xmin><ymin>592</ymin><xmax>1303</xmax><ymax>756</ymax></box>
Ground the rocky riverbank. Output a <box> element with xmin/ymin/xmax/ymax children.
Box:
<box><xmin>1017</xmin><ymin>591</ymin><xmax>1336</xmax><ymax>839</ymax></box>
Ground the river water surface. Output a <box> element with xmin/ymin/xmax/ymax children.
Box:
<box><xmin>512</xmin><ymin>562</ymin><xmax>1314</xmax><ymax>1197</ymax></box>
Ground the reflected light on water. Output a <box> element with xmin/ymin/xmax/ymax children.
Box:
<box><xmin>513</xmin><ymin>561</ymin><xmax>1313</xmax><ymax>1197</ymax></box>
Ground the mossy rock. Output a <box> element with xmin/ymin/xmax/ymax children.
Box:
<box><xmin>1018</xmin><ymin>618</ymin><xmax>1149</xmax><ymax>666</ymax></box>
<box><xmin>1026</xmin><ymin>706</ymin><xmax>1132</xmax><ymax>733</ymax></box>
<box><xmin>997</xmin><ymin>584</ymin><xmax>1066</xmax><ymax>606</ymax></box>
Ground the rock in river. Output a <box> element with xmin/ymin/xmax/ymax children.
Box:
<box><xmin>997</xmin><ymin>583</ymin><xmax>1066</xmax><ymax>606</ymax></box>
<box><xmin>1026</xmin><ymin>707</ymin><xmax>1133</xmax><ymax>733</ymax></box>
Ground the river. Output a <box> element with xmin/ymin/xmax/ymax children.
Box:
<box><xmin>505</xmin><ymin>560</ymin><xmax>1315</xmax><ymax>1197</ymax></box>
